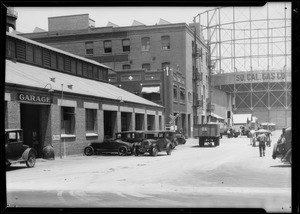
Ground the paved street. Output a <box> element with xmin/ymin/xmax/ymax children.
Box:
<box><xmin>6</xmin><ymin>130</ymin><xmax>291</xmax><ymax>212</ymax></box>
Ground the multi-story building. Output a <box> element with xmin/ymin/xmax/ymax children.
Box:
<box><xmin>20</xmin><ymin>14</ymin><xmax>233</xmax><ymax>137</ymax></box>
<box><xmin>5</xmin><ymin>30</ymin><xmax>165</xmax><ymax>158</ymax></box>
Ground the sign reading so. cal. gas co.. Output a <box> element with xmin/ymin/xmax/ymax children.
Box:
<box><xmin>17</xmin><ymin>93</ymin><xmax>51</xmax><ymax>104</ymax></box>
<box><xmin>235</xmin><ymin>72</ymin><xmax>287</xmax><ymax>83</ymax></box>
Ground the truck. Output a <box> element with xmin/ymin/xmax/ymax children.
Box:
<box><xmin>193</xmin><ymin>123</ymin><xmax>220</xmax><ymax>147</ymax></box>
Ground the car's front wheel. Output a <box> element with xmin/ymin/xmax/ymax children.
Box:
<box><xmin>6</xmin><ymin>160</ymin><xmax>11</xmax><ymax>168</ymax></box>
<box><xmin>26</xmin><ymin>153</ymin><xmax>36</xmax><ymax>168</ymax></box>
<box><xmin>272</xmin><ymin>143</ymin><xmax>278</xmax><ymax>159</ymax></box>
<box><xmin>151</xmin><ymin>146</ymin><xmax>158</xmax><ymax>156</ymax></box>
<box><xmin>118</xmin><ymin>147</ymin><xmax>127</xmax><ymax>156</ymax></box>
<box><xmin>166</xmin><ymin>145</ymin><xmax>172</xmax><ymax>155</ymax></box>
<box><xmin>84</xmin><ymin>147</ymin><xmax>94</xmax><ymax>156</ymax></box>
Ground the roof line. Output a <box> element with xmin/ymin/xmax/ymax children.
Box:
<box><xmin>6</xmin><ymin>32</ymin><xmax>111</xmax><ymax>69</ymax></box>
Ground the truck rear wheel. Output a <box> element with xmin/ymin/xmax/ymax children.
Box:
<box><xmin>199</xmin><ymin>138</ymin><xmax>204</xmax><ymax>147</ymax></box>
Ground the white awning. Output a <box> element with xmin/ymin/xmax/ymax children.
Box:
<box><xmin>211</xmin><ymin>112</ymin><xmax>224</xmax><ymax>120</ymax></box>
<box><xmin>141</xmin><ymin>86</ymin><xmax>160</xmax><ymax>94</ymax></box>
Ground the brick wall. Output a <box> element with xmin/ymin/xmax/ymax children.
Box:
<box><xmin>7</xmin><ymin>101</ymin><xmax>20</xmax><ymax>129</ymax></box>
<box><xmin>49</xmin><ymin>14</ymin><xmax>89</xmax><ymax>32</ymax></box>
<box><xmin>51</xmin><ymin>104</ymin><xmax>61</xmax><ymax>157</ymax></box>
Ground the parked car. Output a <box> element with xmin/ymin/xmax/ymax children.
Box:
<box><xmin>115</xmin><ymin>131</ymin><xmax>145</xmax><ymax>144</ymax></box>
<box><xmin>160</xmin><ymin>130</ymin><xmax>178</xmax><ymax>148</ymax></box>
<box><xmin>5</xmin><ymin>129</ymin><xmax>37</xmax><ymax>168</ymax></box>
<box><xmin>84</xmin><ymin>138</ymin><xmax>133</xmax><ymax>156</ymax></box>
<box><xmin>240</xmin><ymin>125</ymin><xmax>250</xmax><ymax>137</ymax></box>
<box><xmin>174</xmin><ymin>132</ymin><xmax>186</xmax><ymax>145</ymax></box>
<box><xmin>135</xmin><ymin>131</ymin><xmax>173</xmax><ymax>156</ymax></box>
<box><xmin>115</xmin><ymin>131</ymin><xmax>146</xmax><ymax>153</ymax></box>
<box><xmin>231</xmin><ymin>125</ymin><xmax>241</xmax><ymax>138</ymax></box>
<box><xmin>272</xmin><ymin>127</ymin><xmax>291</xmax><ymax>164</ymax></box>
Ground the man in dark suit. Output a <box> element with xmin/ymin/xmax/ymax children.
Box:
<box><xmin>257</xmin><ymin>133</ymin><xmax>267</xmax><ymax>157</ymax></box>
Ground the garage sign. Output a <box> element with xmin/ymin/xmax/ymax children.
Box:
<box><xmin>18</xmin><ymin>93</ymin><xmax>51</xmax><ymax>104</ymax></box>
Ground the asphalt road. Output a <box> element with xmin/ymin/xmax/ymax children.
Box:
<box><xmin>5</xmin><ymin>131</ymin><xmax>291</xmax><ymax>212</ymax></box>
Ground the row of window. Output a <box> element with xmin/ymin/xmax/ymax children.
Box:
<box><xmin>121</xmin><ymin>62</ymin><xmax>170</xmax><ymax>71</ymax></box>
<box><xmin>6</xmin><ymin>36</ymin><xmax>109</xmax><ymax>82</ymax></box>
<box><xmin>85</xmin><ymin>36</ymin><xmax>171</xmax><ymax>55</ymax></box>
<box><xmin>61</xmin><ymin>107</ymin><xmax>163</xmax><ymax>135</ymax></box>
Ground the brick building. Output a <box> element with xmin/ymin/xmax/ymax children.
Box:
<box><xmin>20</xmin><ymin>14</ymin><xmax>234</xmax><ymax>137</ymax></box>
<box><xmin>5</xmin><ymin>32</ymin><xmax>165</xmax><ymax>158</ymax></box>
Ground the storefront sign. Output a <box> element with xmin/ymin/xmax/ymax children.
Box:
<box><xmin>18</xmin><ymin>93</ymin><xmax>51</xmax><ymax>104</ymax></box>
<box><xmin>235</xmin><ymin>72</ymin><xmax>286</xmax><ymax>82</ymax></box>
<box><xmin>52</xmin><ymin>135</ymin><xmax>61</xmax><ymax>141</ymax></box>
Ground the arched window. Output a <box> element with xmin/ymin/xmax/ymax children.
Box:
<box><xmin>142</xmin><ymin>63</ymin><xmax>151</xmax><ymax>71</ymax></box>
<box><xmin>122</xmin><ymin>64</ymin><xmax>131</xmax><ymax>70</ymax></box>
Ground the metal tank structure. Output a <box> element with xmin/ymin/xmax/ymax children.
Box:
<box><xmin>6</xmin><ymin>7</ymin><xmax>18</xmax><ymax>32</ymax></box>
<box><xmin>194</xmin><ymin>2</ymin><xmax>291</xmax><ymax>128</ymax></box>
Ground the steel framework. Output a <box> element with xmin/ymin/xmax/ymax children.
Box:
<box><xmin>193</xmin><ymin>3</ymin><xmax>291</xmax><ymax>126</ymax></box>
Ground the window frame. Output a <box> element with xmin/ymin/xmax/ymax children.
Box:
<box><xmin>85</xmin><ymin>108</ymin><xmax>97</xmax><ymax>133</ymax></box>
<box><xmin>61</xmin><ymin>107</ymin><xmax>76</xmax><ymax>135</ymax></box>
<box><xmin>142</xmin><ymin>63</ymin><xmax>151</xmax><ymax>71</ymax></box>
<box><xmin>122</xmin><ymin>64</ymin><xmax>131</xmax><ymax>70</ymax></box>
<box><xmin>141</xmin><ymin>37</ymin><xmax>150</xmax><ymax>51</ymax></box>
<box><xmin>173</xmin><ymin>85</ymin><xmax>178</xmax><ymax>100</ymax></box>
<box><xmin>85</xmin><ymin>41</ymin><xmax>94</xmax><ymax>55</ymax></box>
<box><xmin>161</xmin><ymin>35</ymin><xmax>170</xmax><ymax>50</ymax></box>
<box><xmin>104</xmin><ymin>40</ymin><xmax>112</xmax><ymax>53</ymax></box>
<box><xmin>122</xmin><ymin>39</ymin><xmax>130</xmax><ymax>52</ymax></box>
<box><xmin>179</xmin><ymin>87</ymin><xmax>186</xmax><ymax>103</ymax></box>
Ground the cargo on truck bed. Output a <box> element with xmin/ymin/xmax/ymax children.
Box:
<box><xmin>193</xmin><ymin>123</ymin><xmax>220</xmax><ymax>147</ymax></box>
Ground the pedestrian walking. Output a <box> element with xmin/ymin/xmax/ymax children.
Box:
<box><xmin>249</xmin><ymin>129</ymin><xmax>255</xmax><ymax>146</ymax></box>
<box><xmin>257</xmin><ymin>133</ymin><xmax>267</xmax><ymax>157</ymax></box>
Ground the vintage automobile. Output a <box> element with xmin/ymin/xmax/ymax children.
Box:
<box><xmin>174</xmin><ymin>132</ymin><xmax>186</xmax><ymax>145</ymax></box>
<box><xmin>272</xmin><ymin>127</ymin><xmax>291</xmax><ymax>164</ymax></box>
<box><xmin>135</xmin><ymin>131</ymin><xmax>173</xmax><ymax>156</ymax></box>
<box><xmin>5</xmin><ymin>129</ymin><xmax>37</xmax><ymax>168</ymax></box>
<box><xmin>115</xmin><ymin>131</ymin><xmax>145</xmax><ymax>144</ymax></box>
<box><xmin>161</xmin><ymin>130</ymin><xmax>178</xmax><ymax>148</ymax></box>
<box><xmin>84</xmin><ymin>138</ymin><xmax>133</xmax><ymax>156</ymax></box>
<box><xmin>115</xmin><ymin>131</ymin><xmax>146</xmax><ymax>153</ymax></box>
<box><xmin>240</xmin><ymin>125</ymin><xmax>250</xmax><ymax>137</ymax></box>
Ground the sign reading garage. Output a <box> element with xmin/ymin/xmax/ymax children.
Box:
<box><xmin>18</xmin><ymin>93</ymin><xmax>51</xmax><ymax>104</ymax></box>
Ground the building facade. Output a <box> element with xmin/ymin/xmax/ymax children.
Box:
<box><xmin>213</xmin><ymin>70</ymin><xmax>291</xmax><ymax>129</ymax></box>
<box><xmin>20</xmin><ymin>14</ymin><xmax>234</xmax><ymax>137</ymax></box>
<box><xmin>5</xmin><ymin>32</ymin><xmax>165</xmax><ymax>158</ymax></box>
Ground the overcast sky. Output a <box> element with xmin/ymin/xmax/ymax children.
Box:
<box><xmin>14</xmin><ymin>7</ymin><xmax>215</xmax><ymax>33</ymax></box>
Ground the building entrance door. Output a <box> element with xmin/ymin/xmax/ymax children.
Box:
<box><xmin>104</xmin><ymin>110</ymin><xmax>117</xmax><ymax>139</ymax></box>
<box><xmin>20</xmin><ymin>104</ymin><xmax>42</xmax><ymax>158</ymax></box>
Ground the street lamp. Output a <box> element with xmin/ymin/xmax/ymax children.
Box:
<box><xmin>117</xmin><ymin>96</ymin><xmax>124</xmax><ymax>103</ymax></box>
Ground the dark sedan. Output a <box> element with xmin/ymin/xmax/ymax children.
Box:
<box><xmin>84</xmin><ymin>138</ymin><xmax>133</xmax><ymax>156</ymax></box>
<box><xmin>5</xmin><ymin>129</ymin><xmax>37</xmax><ymax>168</ymax></box>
